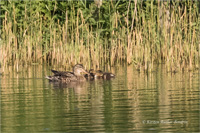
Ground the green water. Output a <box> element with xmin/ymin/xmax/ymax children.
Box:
<box><xmin>1</xmin><ymin>65</ymin><xmax>199</xmax><ymax>132</ymax></box>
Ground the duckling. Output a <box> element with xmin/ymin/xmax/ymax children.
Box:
<box><xmin>90</xmin><ymin>69</ymin><xmax>104</xmax><ymax>79</ymax></box>
<box><xmin>46</xmin><ymin>64</ymin><xmax>89</xmax><ymax>82</ymax></box>
<box><xmin>102</xmin><ymin>72</ymin><xmax>115</xmax><ymax>79</ymax></box>
<box><xmin>85</xmin><ymin>69</ymin><xmax>115</xmax><ymax>80</ymax></box>
<box><xmin>84</xmin><ymin>69</ymin><xmax>101</xmax><ymax>80</ymax></box>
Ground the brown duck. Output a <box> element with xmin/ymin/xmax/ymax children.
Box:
<box><xmin>86</xmin><ymin>69</ymin><xmax>115</xmax><ymax>80</ymax></box>
<box><xmin>46</xmin><ymin>64</ymin><xmax>89</xmax><ymax>82</ymax></box>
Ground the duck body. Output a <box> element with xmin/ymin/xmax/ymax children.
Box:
<box><xmin>46</xmin><ymin>70</ymin><xmax>77</xmax><ymax>82</ymax></box>
<box><xmin>46</xmin><ymin>64</ymin><xmax>89</xmax><ymax>82</ymax></box>
<box><xmin>90</xmin><ymin>69</ymin><xmax>104</xmax><ymax>79</ymax></box>
<box><xmin>103</xmin><ymin>72</ymin><xmax>115</xmax><ymax>79</ymax></box>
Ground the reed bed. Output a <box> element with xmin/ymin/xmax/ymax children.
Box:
<box><xmin>0</xmin><ymin>0</ymin><xmax>199</xmax><ymax>72</ymax></box>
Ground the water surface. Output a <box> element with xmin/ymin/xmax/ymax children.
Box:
<box><xmin>1</xmin><ymin>65</ymin><xmax>199</xmax><ymax>132</ymax></box>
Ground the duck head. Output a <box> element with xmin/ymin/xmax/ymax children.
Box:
<box><xmin>73</xmin><ymin>64</ymin><xmax>89</xmax><ymax>76</ymax></box>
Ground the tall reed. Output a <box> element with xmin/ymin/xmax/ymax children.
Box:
<box><xmin>0</xmin><ymin>0</ymin><xmax>199</xmax><ymax>72</ymax></box>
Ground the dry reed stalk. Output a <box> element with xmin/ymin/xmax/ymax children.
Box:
<box><xmin>0</xmin><ymin>1</ymin><xmax>199</xmax><ymax>72</ymax></box>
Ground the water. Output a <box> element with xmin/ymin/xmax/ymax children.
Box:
<box><xmin>1</xmin><ymin>65</ymin><xmax>199</xmax><ymax>132</ymax></box>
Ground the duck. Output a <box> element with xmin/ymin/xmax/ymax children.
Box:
<box><xmin>85</xmin><ymin>69</ymin><xmax>115</xmax><ymax>80</ymax></box>
<box><xmin>102</xmin><ymin>72</ymin><xmax>115</xmax><ymax>79</ymax></box>
<box><xmin>46</xmin><ymin>64</ymin><xmax>89</xmax><ymax>82</ymax></box>
<box><xmin>89</xmin><ymin>69</ymin><xmax>104</xmax><ymax>79</ymax></box>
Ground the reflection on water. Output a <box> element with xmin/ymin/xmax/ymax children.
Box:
<box><xmin>1</xmin><ymin>65</ymin><xmax>199</xmax><ymax>132</ymax></box>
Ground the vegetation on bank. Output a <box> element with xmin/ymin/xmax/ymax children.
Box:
<box><xmin>0</xmin><ymin>0</ymin><xmax>199</xmax><ymax>72</ymax></box>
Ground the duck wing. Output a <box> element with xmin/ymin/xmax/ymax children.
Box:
<box><xmin>51</xmin><ymin>70</ymin><xmax>72</xmax><ymax>76</ymax></box>
<box><xmin>46</xmin><ymin>70</ymin><xmax>77</xmax><ymax>82</ymax></box>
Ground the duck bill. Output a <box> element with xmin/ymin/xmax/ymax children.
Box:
<box><xmin>81</xmin><ymin>69</ymin><xmax>90</xmax><ymax>75</ymax></box>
